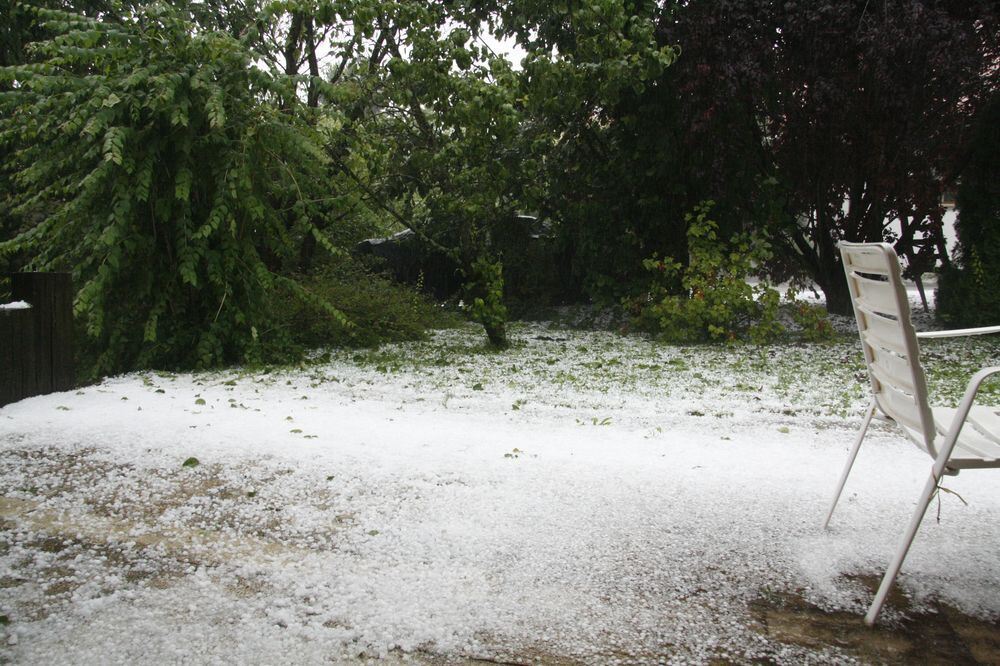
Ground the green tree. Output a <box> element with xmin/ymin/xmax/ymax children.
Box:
<box><xmin>0</xmin><ymin>4</ymin><xmax>345</xmax><ymax>376</ymax></box>
<box><xmin>323</xmin><ymin>1</ymin><xmax>533</xmax><ymax>347</ymax></box>
<box><xmin>492</xmin><ymin>0</ymin><xmax>683</xmax><ymax>303</ymax></box>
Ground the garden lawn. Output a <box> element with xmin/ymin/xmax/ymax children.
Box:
<box><xmin>2</xmin><ymin>319</ymin><xmax>1000</xmax><ymax>664</ymax></box>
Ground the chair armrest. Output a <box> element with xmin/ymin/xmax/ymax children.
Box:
<box><xmin>916</xmin><ymin>325</ymin><xmax>1000</xmax><ymax>339</ymax></box>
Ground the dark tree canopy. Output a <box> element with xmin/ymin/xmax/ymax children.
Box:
<box><xmin>646</xmin><ymin>0</ymin><xmax>998</xmax><ymax>313</ymax></box>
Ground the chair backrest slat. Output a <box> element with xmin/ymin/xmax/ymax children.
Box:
<box><xmin>842</xmin><ymin>247</ymin><xmax>893</xmax><ymax>274</ymax></box>
<box><xmin>840</xmin><ymin>242</ymin><xmax>938</xmax><ymax>455</ymax></box>
<box><xmin>853</xmin><ymin>275</ymin><xmax>899</xmax><ymax>314</ymax></box>
<box><xmin>868</xmin><ymin>346</ymin><xmax>917</xmax><ymax>395</ymax></box>
<box><xmin>877</xmin><ymin>382</ymin><xmax>927</xmax><ymax>432</ymax></box>
<box><xmin>860</xmin><ymin>312</ymin><xmax>911</xmax><ymax>355</ymax></box>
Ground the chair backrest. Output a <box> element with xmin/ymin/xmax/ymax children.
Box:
<box><xmin>840</xmin><ymin>242</ymin><xmax>938</xmax><ymax>456</ymax></box>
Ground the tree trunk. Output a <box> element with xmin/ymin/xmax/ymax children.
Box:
<box><xmin>296</xmin><ymin>15</ymin><xmax>322</xmax><ymax>273</ymax></box>
<box><xmin>283</xmin><ymin>12</ymin><xmax>304</xmax><ymax>77</ymax></box>
<box><xmin>483</xmin><ymin>321</ymin><xmax>509</xmax><ymax>349</ymax></box>
<box><xmin>914</xmin><ymin>275</ymin><xmax>930</xmax><ymax>313</ymax></box>
<box><xmin>298</xmin><ymin>232</ymin><xmax>317</xmax><ymax>273</ymax></box>
<box><xmin>304</xmin><ymin>17</ymin><xmax>320</xmax><ymax>108</ymax></box>
<box><xmin>819</xmin><ymin>275</ymin><xmax>852</xmax><ymax>316</ymax></box>
<box><xmin>280</xmin><ymin>12</ymin><xmax>305</xmax><ymax>112</ymax></box>
<box><xmin>810</xmin><ymin>205</ymin><xmax>853</xmax><ymax>316</ymax></box>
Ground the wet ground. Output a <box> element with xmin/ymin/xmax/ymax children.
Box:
<box><xmin>750</xmin><ymin>586</ymin><xmax>1000</xmax><ymax>665</ymax></box>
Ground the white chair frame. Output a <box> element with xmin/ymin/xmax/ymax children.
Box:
<box><xmin>825</xmin><ymin>242</ymin><xmax>1000</xmax><ymax>625</ymax></box>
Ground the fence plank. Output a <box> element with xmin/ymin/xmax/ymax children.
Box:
<box><xmin>13</xmin><ymin>273</ymin><xmax>49</xmax><ymax>396</ymax></box>
<box><xmin>50</xmin><ymin>273</ymin><xmax>74</xmax><ymax>391</ymax></box>
<box><xmin>20</xmin><ymin>307</ymin><xmax>37</xmax><ymax>402</ymax></box>
<box><xmin>1</xmin><ymin>307</ymin><xmax>36</xmax><ymax>405</ymax></box>
<box><xmin>2</xmin><ymin>273</ymin><xmax>74</xmax><ymax>406</ymax></box>
<box><xmin>0</xmin><ymin>310</ymin><xmax>21</xmax><ymax>405</ymax></box>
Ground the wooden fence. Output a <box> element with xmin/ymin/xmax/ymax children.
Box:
<box><xmin>1</xmin><ymin>273</ymin><xmax>75</xmax><ymax>407</ymax></box>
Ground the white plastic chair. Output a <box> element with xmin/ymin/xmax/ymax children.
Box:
<box><xmin>825</xmin><ymin>241</ymin><xmax>1000</xmax><ymax>625</ymax></box>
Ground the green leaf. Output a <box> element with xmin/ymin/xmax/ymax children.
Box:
<box><xmin>174</xmin><ymin>167</ymin><xmax>192</xmax><ymax>201</ymax></box>
<box><xmin>206</xmin><ymin>89</ymin><xmax>225</xmax><ymax>129</ymax></box>
<box><xmin>102</xmin><ymin>127</ymin><xmax>125</xmax><ymax>165</ymax></box>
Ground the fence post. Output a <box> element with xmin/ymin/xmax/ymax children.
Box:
<box><xmin>1</xmin><ymin>273</ymin><xmax>74</xmax><ymax>406</ymax></box>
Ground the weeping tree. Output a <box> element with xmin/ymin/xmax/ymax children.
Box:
<box><xmin>0</xmin><ymin>4</ymin><xmax>346</xmax><ymax>376</ymax></box>
<box><xmin>0</xmin><ymin>0</ymin><xmax>138</xmax><ymax>268</ymax></box>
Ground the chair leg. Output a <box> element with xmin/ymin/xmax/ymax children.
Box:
<box><xmin>823</xmin><ymin>401</ymin><xmax>876</xmax><ymax>529</ymax></box>
<box><xmin>864</xmin><ymin>471</ymin><xmax>940</xmax><ymax>626</ymax></box>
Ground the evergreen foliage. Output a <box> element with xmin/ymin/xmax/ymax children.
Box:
<box><xmin>0</xmin><ymin>4</ymin><xmax>345</xmax><ymax>376</ymax></box>
<box><xmin>936</xmin><ymin>96</ymin><xmax>1000</xmax><ymax>327</ymax></box>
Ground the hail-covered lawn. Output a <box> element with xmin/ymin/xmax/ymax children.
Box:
<box><xmin>2</xmin><ymin>317</ymin><xmax>1000</xmax><ymax>664</ymax></box>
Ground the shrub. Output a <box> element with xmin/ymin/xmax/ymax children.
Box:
<box><xmin>784</xmin><ymin>286</ymin><xmax>836</xmax><ymax>342</ymax></box>
<box><xmin>625</xmin><ymin>201</ymin><xmax>785</xmax><ymax>343</ymax></box>
<box><xmin>266</xmin><ymin>259</ymin><xmax>458</xmax><ymax>356</ymax></box>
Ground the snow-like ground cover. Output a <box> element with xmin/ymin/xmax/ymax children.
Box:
<box><xmin>2</xmin><ymin>312</ymin><xmax>1000</xmax><ymax>664</ymax></box>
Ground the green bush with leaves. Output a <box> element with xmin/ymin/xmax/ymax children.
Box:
<box><xmin>0</xmin><ymin>5</ymin><xmax>345</xmax><ymax>377</ymax></box>
<box><xmin>270</xmin><ymin>258</ymin><xmax>459</xmax><ymax>354</ymax></box>
<box><xmin>625</xmin><ymin>201</ymin><xmax>784</xmax><ymax>343</ymax></box>
<box><xmin>784</xmin><ymin>286</ymin><xmax>836</xmax><ymax>342</ymax></box>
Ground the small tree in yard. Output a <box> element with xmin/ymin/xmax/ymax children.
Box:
<box><xmin>624</xmin><ymin>201</ymin><xmax>784</xmax><ymax>343</ymax></box>
<box><xmin>329</xmin><ymin>2</ymin><xmax>530</xmax><ymax>348</ymax></box>
<box><xmin>0</xmin><ymin>5</ymin><xmax>345</xmax><ymax>376</ymax></box>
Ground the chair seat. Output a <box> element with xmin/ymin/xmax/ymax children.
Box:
<box><xmin>893</xmin><ymin>405</ymin><xmax>1000</xmax><ymax>465</ymax></box>
<box><xmin>932</xmin><ymin>406</ymin><xmax>1000</xmax><ymax>465</ymax></box>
